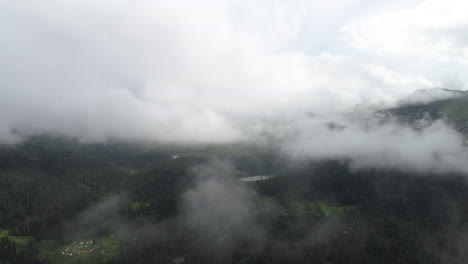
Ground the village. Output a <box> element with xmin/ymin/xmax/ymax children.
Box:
<box><xmin>61</xmin><ymin>240</ymin><xmax>106</xmax><ymax>257</ymax></box>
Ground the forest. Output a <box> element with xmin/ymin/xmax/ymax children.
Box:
<box><xmin>1</xmin><ymin>135</ymin><xmax>467</xmax><ymax>264</ymax></box>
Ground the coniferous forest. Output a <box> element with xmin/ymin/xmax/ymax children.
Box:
<box><xmin>1</xmin><ymin>136</ymin><xmax>467</xmax><ymax>264</ymax></box>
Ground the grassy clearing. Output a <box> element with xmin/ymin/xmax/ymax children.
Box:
<box><xmin>38</xmin><ymin>235</ymin><xmax>120</xmax><ymax>264</ymax></box>
<box><xmin>9</xmin><ymin>235</ymin><xmax>35</xmax><ymax>247</ymax></box>
<box><xmin>0</xmin><ymin>229</ymin><xmax>9</xmax><ymax>237</ymax></box>
<box><xmin>256</xmin><ymin>199</ymin><xmax>354</xmax><ymax>219</ymax></box>
<box><xmin>296</xmin><ymin>201</ymin><xmax>354</xmax><ymax>217</ymax></box>
<box><xmin>126</xmin><ymin>201</ymin><xmax>151</xmax><ymax>212</ymax></box>
<box><xmin>0</xmin><ymin>229</ymin><xmax>35</xmax><ymax>247</ymax></box>
<box><xmin>121</xmin><ymin>167</ymin><xmax>141</xmax><ymax>175</ymax></box>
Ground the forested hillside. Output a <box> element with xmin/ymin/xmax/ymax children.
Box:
<box><xmin>388</xmin><ymin>93</ymin><xmax>468</xmax><ymax>136</ymax></box>
<box><xmin>1</xmin><ymin>132</ymin><xmax>467</xmax><ymax>264</ymax></box>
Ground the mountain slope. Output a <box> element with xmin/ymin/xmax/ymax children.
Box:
<box><xmin>388</xmin><ymin>92</ymin><xmax>468</xmax><ymax>136</ymax></box>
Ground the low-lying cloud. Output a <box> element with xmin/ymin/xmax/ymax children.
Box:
<box><xmin>65</xmin><ymin>194</ymin><xmax>171</xmax><ymax>243</ymax></box>
<box><xmin>65</xmin><ymin>160</ymin><xmax>264</xmax><ymax>255</ymax></box>
<box><xmin>181</xmin><ymin>159</ymin><xmax>264</xmax><ymax>247</ymax></box>
<box><xmin>277</xmin><ymin>114</ymin><xmax>468</xmax><ymax>173</ymax></box>
<box><xmin>2</xmin><ymin>0</ymin><xmax>468</xmax><ymax>173</ymax></box>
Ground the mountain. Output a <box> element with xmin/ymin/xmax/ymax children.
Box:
<box><xmin>1</xmin><ymin>91</ymin><xmax>468</xmax><ymax>263</ymax></box>
<box><xmin>387</xmin><ymin>89</ymin><xmax>468</xmax><ymax>136</ymax></box>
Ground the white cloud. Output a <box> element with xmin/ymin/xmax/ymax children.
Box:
<box><xmin>341</xmin><ymin>0</ymin><xmax>468</xmax><ymax>65</ymax></box>
<box><xmin>278</xmin><ymin>115</ymin><xmax>468</xmax><ymax>174</ymax></box>
<box><xmin>0</xmin><ymin>0</ymin><xmax>437</xmax><ymax>144</ymax></box>
<box><xmin>1</xmin><ymin>0</ymin><xmax>468</xmax><ymax>173</ymax></box>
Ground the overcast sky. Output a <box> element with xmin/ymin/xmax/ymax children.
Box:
<box><xmin>1</xmin><ymin>0</ymin><xmax>468</xmax><ymax>154</ymax></box>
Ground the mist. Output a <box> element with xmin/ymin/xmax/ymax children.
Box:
<box><xmin>65</xmin><ymin>194</ymin><xmax>171</xmax><ymax>243</ymax></box>
<box><xmin>180</xmin><ymin>160</ymin><xmax>264</xmax><ymax>247</ymax></box>
<box><xmin>276</xmin><ymin>115</ymin><xmax>468</xmax><ymax>173</ymax></box>
<box><xmin>2</xmin><ymin>0</ymin><xmax>468</xmax><ymax>174</ymax></box>
<box><xmin>61</xmin><ymin>160</ymin><xmax>265</xmax><ymax>261</ymax></box>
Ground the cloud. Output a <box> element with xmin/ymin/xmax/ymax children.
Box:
<box><xmin>2</xmin><ymin>0</ymin><xmax>468</xmax><ymax>174</ymax></box>
<box><xmin>341</xmin><ymin>0</ymin><xmax>468</xmax><ymax>85</ymax></box>
<box><xmin>64</xmin><ymin>160</ymin><xmax>264</xmax><ymax>254</ymax></box>
<box><xmin>65</xmin><ymin>194</ymin><xmax>170</xmax><ymax>242</ymax></box>
<box><xmin>180</xmin><ymin>159</ymin><xmax>264</xmax><ymax>247</ymax></box>
<box><xmin>342</xmin><ymin>0</ymin><xmax>468</xmax><ymax>60</ymax></box>
<box><xmin>276</xmin><ymin>114</ymin><xmax>468</xmax><ymax>174</ymax></box>
<box><xmin>0</xmin><ymin>0</ymin><xmax>436</xmax><ymax>144</ymax></box>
